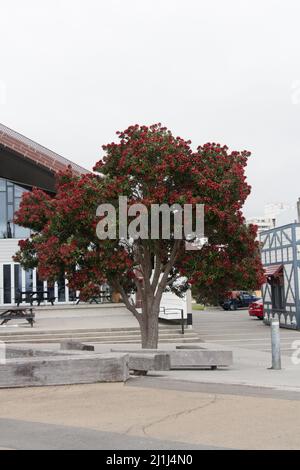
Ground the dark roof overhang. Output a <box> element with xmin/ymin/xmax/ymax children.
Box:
<box><xmin>0</xmin><ymin>123</ymin><xmax>89</xmax><ymax>177</ymax></box>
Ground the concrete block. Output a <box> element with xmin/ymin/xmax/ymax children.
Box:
<box><xmin>0</xmin><ymin>353</ymin><xmax>129</xmax><ymax>388</ymax></box>
<box><xmin>60</xmin><ymin>340</ymin><xmax>95</xmax><ymax>352</ymax></box>
<box><xmin>127</xmin><ymin>353</ymin><xmax>171</xmax><ymax>375</ymax></box>
<box><xmin>167</xmin><ymin>350</ymin><xmax>233</xmax><ymax>369</ymax></box>
<box><xmin>111</xmin><ymin>348</ymin><xmax>233</xmax><ymax>369</ymax></box>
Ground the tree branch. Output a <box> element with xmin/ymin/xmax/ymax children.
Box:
<box><xmin>151</xmin><ymin>243</ymin><xmax>162</xmax><ymax>295</ymax></box>
<box><xmin>153</xmin><ymin>239</ymin><xmax>182</xmax><ymax>311</ymax></box>
<box><xmin>113</xmin><ymin>280</ymin><xmax>141</xmax><ymax>322</ymax></box>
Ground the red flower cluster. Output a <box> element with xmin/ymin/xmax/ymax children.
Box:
<box><xmin>14</xmin><ymin>123</ymin><xmax>264</xmax><ymax>309</ymax></box>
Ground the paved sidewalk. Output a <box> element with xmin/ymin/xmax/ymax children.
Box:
<box><xmin>193</xmin><ymin>307</ymin><xmax>300</xmax><ymax>358</ymax></box>
<box><xmin>90</xmin><ymin>341</ymin><xmax>300</xmax><ymax>392</ymax></box>
<box><xmin>19</xmin><ymin>340</ymin><xmax>300</xmax><ymax>392</ymax></box>
<box><xmin>0</xmin><ymin>417</ymin><xmax>213</xmax><ymax>450</ymax></box>
<box><xmin>0</xmin><ymin>382</ymin><xmax>299</xmax><ymax>449</ymax></box>
<box><xmin>0</xmin><ymin>304</ymin><xmax>138</xmax><ymax>332</ymax></box>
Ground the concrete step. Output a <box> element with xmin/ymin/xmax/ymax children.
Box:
<box><xmin>0</xmin><ymin>324</ymin><xmax>181</xmax><ymax>337</ymax></box>
<box><xmin>0</xmin><ymin>333</ymin><xmax>199</xmax><ymax>343</ymax></box>
<box><xmin>2</xmin><ymin>336</ymin><xmax>200</xmax><ymax>345</ymax></box>
<box><xmin>0</xmin><ymin>329</ymin><xmax>193</xmax><ymax>341</ymax></box>
<box><xmin>0</xmin><ymin>329</ymin><xmax>200</xmax><ymax>344</ymax></box>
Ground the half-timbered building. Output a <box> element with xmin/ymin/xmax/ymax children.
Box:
<box><xmin>260</xmin><ymin>223</ymin><xmax>300</xmax><ymax>329</ymax></box>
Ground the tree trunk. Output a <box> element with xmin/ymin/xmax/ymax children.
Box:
<box><xmin>140</xmin><ymin>305</ymin><xmax>159</xmax><ymax>349</ymax></box>
<box><xmin>117</xmin><ymin>285</ymin><xmax>160</xmax><ymax>349</ymax></box>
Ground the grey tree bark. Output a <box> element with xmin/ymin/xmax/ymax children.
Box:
<box><xmin>114</xmin><ymin>240</ymin><xmax>181</xmax><ymax>349</ymax></box>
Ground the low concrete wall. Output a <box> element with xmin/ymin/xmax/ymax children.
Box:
<box><xmin>111</xmin><ymin>348</ymin><xmax>233</xmax><ymax>369</ymax></box>
<box><xmin>0</xmin><ymin>353</ymin><xmax>129</xmax><ymax>388</ymax></box>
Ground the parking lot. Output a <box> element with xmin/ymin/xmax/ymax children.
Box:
<box><xmin>193</xmin><ymin>307</ymin><xmax>300</xmax><ymax>358</ymax></box>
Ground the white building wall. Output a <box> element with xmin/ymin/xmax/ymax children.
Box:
<box><xmin>0</xmin><ymin>239</ymin><xmax>20</xmax><ymax>264</ymax></box>
<box><xmin>0</xmin><ymin>239</ymin><xmax>70</xmax><ymax>306</ymax></box>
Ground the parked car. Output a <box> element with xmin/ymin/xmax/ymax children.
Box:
<box><xmin>248</xmin><ymin>298</ymin><xmax>264</xmax><ymax>319</ymax></box>
<box><xmin>220</xmin><ymin>291</ymin><xmax>261</xmax><ymax>311</ymax></box>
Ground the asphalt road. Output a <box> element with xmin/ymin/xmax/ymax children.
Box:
<box><xmin>0</xmin><ymin>418</ymin><xmax>219</xmax><ymax>450</ymax></box>
<box><xmin>192</xmin><ymin>307</ymin><xmax>300</xmax><ymax>358</ymax></box>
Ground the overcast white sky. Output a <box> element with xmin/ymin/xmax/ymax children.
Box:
<box><xmin>0</xmin><ymin>0</ymin><xmax>300</xmax><ymax>217</ymax></box>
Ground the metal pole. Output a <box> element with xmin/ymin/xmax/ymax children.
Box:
<box><xmin>270</xmin><ymin>318</ymin><xmax>281</xmax><ymax>370</ymax></box>
<box><xmin>181</xmin><ymin>309</ymin><xmax>184</xmax><ymax>335</ymax></box>
<box><xmin>186</xmin><ymin>289</ymin><xmax>193</xmax><ymax>329</ymax></box>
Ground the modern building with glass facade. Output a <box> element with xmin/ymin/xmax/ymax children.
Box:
<box><xmin>0</xmin><ymin>123</ymin><xmax>88</xmax><ymax>307</ymax></box>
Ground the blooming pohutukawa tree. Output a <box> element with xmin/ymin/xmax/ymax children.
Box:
<box><xmin>14</xmin><ymin>124</ymin><xmax>264</xmax><ymax>348</ymax></box>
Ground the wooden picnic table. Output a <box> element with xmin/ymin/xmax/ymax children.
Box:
<box><xmin>16</xmin><ymin>291</ymin><xmax>55</xmax><ymax>306</ymax></box>
<box><xmin>0</xmin><ymin>307</ymin><xmax>35</xmax><ymax>327</ymax></box>
<box><xmin>75</xmin><ymin>291</ymin><xmax>112</xmax><ymax>305</ymax></box>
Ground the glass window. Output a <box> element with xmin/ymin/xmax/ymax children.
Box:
<box><xmin>47</xmin><ymin>284</ymin><xmax>55</xmax><ymax>302</ymax></box>
<box><xmin>25</xmin><ymin>269</ymin><xmax>33</xmax><ymax>292</ymax></box>
<box><xmin>0</xmin><ymin>178</ymin><xmax>30</xmax><ymax>239</ymax></box>
<box><xmin>14</xmin><ymin>224</ymin><xmax>30</xmax><ymax>239</ymax></box>
<box><xmin>36</xmin><ymin>272</ymin><xmax>44</xmax><ymax>293</ymax></box>
<box><xmin>7</xmin><ymin>186</ymin><xmax>13</xmax><ymax>204</ymax></box>
<box><xmin>7</xmin><ymin>204</ymin><xmax>13</xmax><ymax>221</ymax></box>
<box><xmin>14</xmin><ymin>185</ymin><xmax>27</xmax><ymax>198</ymax></box>
<box><xmin>3</xmin><ymin>265</ymin><xmax>12</xmax><ymax>304</ymax></box>
<box><xmin>0</xmin><ymin>178</ymin><xmax>5</xmax><ymax>191</ymax></box>
<box><xmin>15</xmin><ymin>197</ymin><xmax>21</xmax><ymax>211</ymax></box>
<box><xmin>58</xmin><ymin>278</ymin><xmax>66</xmax><ymax>302</ymax></box>
<box><xmin>14</xmin><ymin>264</ymin><xmax>23</xmax><ymax>303</ymax></box>
<box><xmin>0</xmin><ymin>192</ymin><xmax>6</xmax><ymax>237</ymax></box>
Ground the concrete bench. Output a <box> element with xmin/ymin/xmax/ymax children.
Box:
<box><xmin>111</xmin><ymin>348</ymin><xmax>233</xmax><ymax>370</ymax></box>
<box><xmin>0</xmin><ymin>353</ymin><xmax>129</xmax><ymax>388</ymax></box>
<box><xmin>9</xmin><ymin>344</ymin><xmax>170</xmax><ymax>376</ymax></box>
